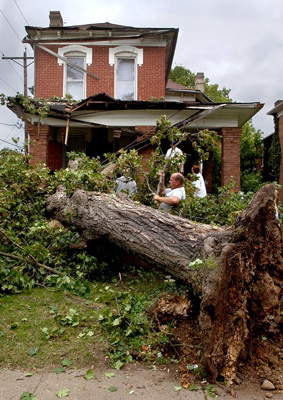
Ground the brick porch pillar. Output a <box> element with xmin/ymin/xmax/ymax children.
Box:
<box><xmin>221</xmin><ymin>127</ymin><xmax>242</xmax><ymax>192</ymax></box>
<box><xmin>27</xmin><ymin>123</ymin><xmax>51</xmax><ymax>166</ymax></box>
<box><xmin>203</xmin><ymin>159</ymin><xmax>212</xmax><ymax>194</ymax></box>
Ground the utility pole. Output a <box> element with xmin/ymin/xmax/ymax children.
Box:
<box><xmin>2</xmin><ymin>48</ymin><xmax>34</xmax><ymax>96</ymax></box>
<box><xmin>2</xmin><ymin>49</ymin><xmax>34</xmax><ymax>145</ymax></box>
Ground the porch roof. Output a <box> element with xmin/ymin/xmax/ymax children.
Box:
<box><xmin>9</xmin><ymin>94</ymin><xmax>264</xmax><ymax>131</ymax></box>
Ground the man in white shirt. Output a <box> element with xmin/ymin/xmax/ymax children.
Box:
<box><xmin>191</xmin><ymin>165</ymin><xmax>207</xmax><ymax>198</ymax></box>
<box><xmin>165</xmin><ymin>141</ymin><xmax>184</xmax><ymax>174</ymax></box>
<box><xmin>154</xmin><ymin>171</ymin><xmax>186</xmax><ymax>213</ymax></box>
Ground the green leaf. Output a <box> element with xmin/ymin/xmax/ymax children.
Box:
<box><xmin>104</xmin><ymin>372</ymin><xmax>115</xmax><ymax>378</ymax></box>
<box><xmin>108</xmin><ymin>386</ymin><xmax>118</xmax><ymax>392</ymax></box>
<box><xmin>53</xmin><ymin>367</ymin><xmax>66</xmax><ymax>374</ymax></box>
<box><xmin>114</xmin><ymin>360</ymin><xmax>124</xmax><ymax>370</ymax></box>
<box><xmin>20</xmin><ymin>392</ymin><xmax>38</xmax><ymax>400</ymax></box>
<box><xmin>174</xmin><ymin>386</ymin><xmax>182</xmax><ymax>392</ymax></box>
<box><xmin>25</xmin><ymin>372</ymin><xmax>33</xmax><ymax>377</ymax></box>
<box><xmin>27</xmin><ymin>346</ymin><xmax>39</xmax><ymax>356</ymax></box>
<box><xmin>112</xmin><ymin>318</ymin><xmax>120</xmax><ymax>326</ymax></box>
<box><xmin>188</xmin><ymin>384</ymin><xmax>199</xmax><ymax>391</ymax></box>
<box><xmin>61</xmin><ymin>358</ymin><xmax>72</xmax><ymax>367</ymax></box>
<box><xmin>56</xmin><ymin>388</ymin><xmax>70</xmax><ymax>398</ymax></box>
<box><xmin>85</xmin><ymin>369</ymin><xmax>95</xmax><ymax>380</ymax></box>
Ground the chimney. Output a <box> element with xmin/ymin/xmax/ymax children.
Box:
<box><xmin>49</xmin><ymin>11</ymin><xmax>63</xmax><ymax>27</ymax></box>
<box><xmin>195</xmin><ymin>72</ymin><xmax>205</xmax><ymax>92</ymax></box>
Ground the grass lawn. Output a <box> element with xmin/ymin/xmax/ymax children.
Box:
<box><xmin>0</xmin><ymin>268</ymin><xmax>183</xmax><ymax>372</ymax></box>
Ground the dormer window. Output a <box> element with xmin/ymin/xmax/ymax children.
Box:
<box><xmin>58</xmin><ymin>45</ymin><xmax>92</xmax><ymax>100</ymax></box>
<box><xmin>109</xmin><ymin>46</ymin><xmax>143</xmax><ymax>101</ymax></box>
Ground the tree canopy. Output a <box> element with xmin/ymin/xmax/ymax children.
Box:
<box><xmin>169</xmin><ymin>65</ymin><xmax>233</xmax><ymax>103</ymax></box>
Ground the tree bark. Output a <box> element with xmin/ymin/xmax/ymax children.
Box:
<box><xmin>46</xmin><ymin>183</ymin><xmax>283</xmax><ymax>384</ymax></box>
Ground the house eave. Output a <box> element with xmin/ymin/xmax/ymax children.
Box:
<box><xmin>9</xmin><ymin>96</ymin><xmax>263</xmax><ymax>131</ymax></box>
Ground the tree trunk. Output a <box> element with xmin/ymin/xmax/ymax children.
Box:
<box><xmin>46</xmin><ymin>183</ymin><xmax>283</xmax><ymax>385</ymax></box>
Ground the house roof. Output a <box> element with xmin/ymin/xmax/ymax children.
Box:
<box><xmin>166</xmin><ymin>80</ymin><xmax>191</xmax><ymax>91</ymax></box>
<box><xmin>267</xmin><ymin>100</ymin><xmax>283</xmax><ymax>117</ymax></box>
<box><xmin>166</xmin><ymin>79</ymin><xmax>213</xmax><ymax>103</ymax></box>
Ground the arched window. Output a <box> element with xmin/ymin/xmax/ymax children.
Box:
<box><xmin>109</xmin><ymin>46</ymin><xmax>143</xmax><ymax>101</ymax></box>
<box><xmin>58</xmin><ymin>45</ymin><xmax>92</xmax><ymax>100</ymax></box>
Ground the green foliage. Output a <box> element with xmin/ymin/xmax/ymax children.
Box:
<box><xmin>265</xmin><ymin>116</ymin><xmax>281</xmax><ymax>182</ymax></box>
<box><xmin>241</xmin><ymin>171</ymin><xmax>265</xmax><ymax>193</ymax></box>
<box><xmin>0</xmin><ymin>149</ymin><xmax>103</xmax><ymax>294</ymax></box>
<box><xmin>240</xmin><ymin>121</ymin><xmax>263</xmax><ymax>173</ymax></box>
<box><xmin>98</xmin><ymin>284</ymin><xmax>172</xmax><ymax>367</ymax></box>
<box><xmin>52</xmin><ymin>152</ymin><xmax>112</xmax><ymax>195</ymax></box>
<box><xmin>169</xmin><ymin>65</ymin><xmax>232</xmax><ymax>102</ymax></box>
<box><xmin>104</xmin><ymin>148</ymin><xmax>142</xmax><ymax>183</ymax></box>
<box><xmin>240</xmin><ymin>121</ymin><xmax>264</xmax><ymax>192</ymax></box>
<box><xmin>181</xmin><ymin>181</ymin><xmax>254</xmax><ymax>226</ymax></box>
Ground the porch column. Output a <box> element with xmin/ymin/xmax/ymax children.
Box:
<box><xmin>203</xmin><ymin>159</ymin><xmax>213</xmax><ymax>194</ymax></box>
<box><xmin>27</xmin><ymin>123</ymin><xmax>51</xmax><ymax>166</ymax></box>
<box><xmin>221</xmin><ymin>127</ymin><xmax>242</xmax><ymax>191</ymax></box>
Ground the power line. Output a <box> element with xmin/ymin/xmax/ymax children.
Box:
<box><xmin>0</xmin><ymin>137</ymin><xmax>23</xmax><ymax>149</ymax></box>
<box><xmin>0</xmin><ymin>9</ymin><xmax>32</xmax><ymax>57</ymax></box>
<box><xmin>0</xmin><ymin>76</ymin><xmax>18</xmax><ymax>92</ymax></box>
<box><xmin>0</xmin><ymin>122</ymin><xmax>21</xmax><ymax>127</ymax></box>
<box><xmin>0</xmin><ymin>9</ymin><xmax>23</xmax><ymax>44</ymax></box>
<box><xmin>0</xmin><ymin>49</ymin><xmax>23</xmax><ymax>83</ymax></box>
<box><xmin>14</xmin><ymin>0</ymin><xmax>29</xmax><ymax>25</ymax></box>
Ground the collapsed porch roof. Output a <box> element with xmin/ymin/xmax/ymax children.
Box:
<box><xmin>9</xmin><ymin>93</ymin><xmax>264</xmax><ymax>132</ymax></box>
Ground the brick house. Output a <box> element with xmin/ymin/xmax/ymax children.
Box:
<box><xmin>9</xmin><ymin>11</ymin><xmax>263</xmax><ymax>192</ymax></box>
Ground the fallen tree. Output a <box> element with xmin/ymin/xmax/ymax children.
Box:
<box><xmin>46</xmin><ymin>183</ymin><xmax>283</xmax><ymax>385</ymax></box>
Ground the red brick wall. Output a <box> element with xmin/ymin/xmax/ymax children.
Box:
<box><xmin>137</xmin><ymin>47</ymin><xmax>165</xmax><ymax>100</ymax></box>
<box><xmin>34</xmin><ymin>46</ymin><xmax>64</xmax><ymax>98</ymax></box>
<box><xmin>34</xmin><ymin>45</ymin><xmax>166</xmax><ymax>100</ymax></box>
<box><xmin>203</xmin><ymin>160</ymin><xmax>212</xmax><ymax>194</ymax></box>
<box><xmin>221</xmin><ymin>127</ymin><xmax>241</xmax><ymax>191</ymax></box>
<box><xmin>27</xmin><ymin>123</ymin><xmax>50</xmax><ymax>166</ymax></box>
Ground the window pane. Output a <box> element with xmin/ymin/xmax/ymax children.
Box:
<box><xmin>67</xmin><ymin>81</ymin><xmax>84</xmax><ymax>100</ymax></box>
<box><xmin>67</xmin><ymin>57</ymin><xmax>84</xmax><ymax>80</ymax></box>
<box><xmin>116</xmin><ymin>58</ymin><xmax>135</xmax><ymax>100</ymax></box>
<box><xmin>66</xmin><ymin>57</ymin><xmax>85</xmax><ymax>99</ymax></box>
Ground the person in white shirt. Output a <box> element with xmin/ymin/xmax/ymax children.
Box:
<box><xmin>115</xmin><ymin>174</ymin><xmax>137</xmax><ymax>197</ymax></box>
<box><xmin>165</xmin><ymin>141</ymin><xmax>184</xmax><ymax>174</ymax></box>
<box><xmin>191</xmin><ymin>165</ymin><xmax>207</xmax><ymax>198</ymax></box>
<box><xmin>153</xmin><ymin>171</ymin><xmax>186</xmax><ymax>213</ymax></box>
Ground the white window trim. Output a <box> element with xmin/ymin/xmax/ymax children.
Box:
<box><xmin>110</xmin><ymin>46</ymin><xmax>143</xmax><ymax>101</ymax></box>
<box><xmin>58</xmin><ymin>45</ymin><xmax>92</xmax><ymax>65</ymax></box>
<box><xmin>109</xmin><ymin>46</ymin><xmax>143</xmax><ymax>66</ymax></box>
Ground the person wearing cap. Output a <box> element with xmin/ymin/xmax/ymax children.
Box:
<box><xmin>165</xmin><ymin>140</ymin><xmax>184</xmax><ymax>174</ymax></box>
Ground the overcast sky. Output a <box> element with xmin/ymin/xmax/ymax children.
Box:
<box><xmin>0</xmin><ymin>0</ymin><xmax>282</xmax><ymax>150</ymax></box>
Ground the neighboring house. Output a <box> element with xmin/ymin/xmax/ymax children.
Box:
<box><xmin>267</xmin><ymin>100</ymin><xmax>283</xmax><ymax>203</ymax></box>
<box><xmin>9</xmin><ymin>11</ymin><xmax>263</xmax><ymax>192</ymax></box>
